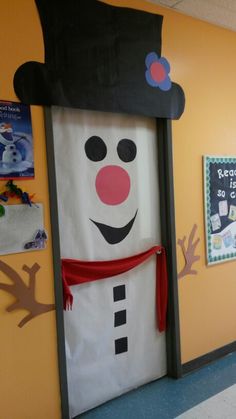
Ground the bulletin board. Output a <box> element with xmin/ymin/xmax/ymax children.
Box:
<box><xmin>204</xmin><ymin>155</ymin><xmax>236</xmax><ymax>264</ymax></box>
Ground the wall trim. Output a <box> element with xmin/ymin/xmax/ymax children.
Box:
<box><xmin>44</xmin><ymin>107</ymin><xmax>70</xmax><ymax>419</ymax></box>
<box><xmin>157</xmin><ymin>119</ymin><xmax>182</xmax><ymax>378</ymax></box>
<box><xmin>182</xmin><ymin>341</ymin><xmax>236</xmax><ymax>375</ymax></box>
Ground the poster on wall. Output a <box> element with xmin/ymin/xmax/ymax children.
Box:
<box><xmin>204</xmin><ymin>155</ymin><xmax>236</xmax><ymax>265</ymax></box>
<box><xmin>0</xmin><ymin>100</ymin><xmax>34</xmax><ymax>179</ymax></box>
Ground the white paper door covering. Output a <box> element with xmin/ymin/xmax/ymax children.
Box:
<box><xmin>52</xmin><ymin>107</ymin><xmax>166</xmax><ymax>417</ymax></box>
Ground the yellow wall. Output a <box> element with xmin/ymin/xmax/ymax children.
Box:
<box><xmin>1</xmin><ymin>0</ymin><xmax>236</xmax><ymax>418</ymax></box>
<box><xmin>0</xmin><ymin>1</ymin><xmax>61</xmax><ymax>419</ymax></box>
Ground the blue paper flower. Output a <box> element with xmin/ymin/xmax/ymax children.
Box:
<box><xmin>145</xmin><ymin>52</ymin><xmax>171</xmax><ymax>91</ymax></box>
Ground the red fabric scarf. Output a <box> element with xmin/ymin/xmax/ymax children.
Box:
<box><xmin>61</xmin><ymin>245</ymin><xmax>168</xmax><ymax>332</ymax></box>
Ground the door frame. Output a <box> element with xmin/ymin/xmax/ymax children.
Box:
<box><xmin>44</xmin><ymin>108</ymin><xmax>181</xmax><ymax>419</ymax></box>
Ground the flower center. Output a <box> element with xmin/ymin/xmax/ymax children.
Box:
<box><xmin>150</xmin><ymin>62</ymin><xmax>166</xmax><ymax>83</ymax></box>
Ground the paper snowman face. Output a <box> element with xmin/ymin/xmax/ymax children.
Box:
<box><xmin>85</xmin><ymin>135</ymin><xmax>136</xmax><ymax>241</ymax></box>
<box><xmin>53</xmin><ymin>107</ymin><xmax>161</xmax><ymax>260</ymax></box>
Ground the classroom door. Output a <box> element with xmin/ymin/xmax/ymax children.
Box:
<box><xmin>51</xmin><ymin>107</ymin><xmax>166</xmax><ymax>418</ymax></box>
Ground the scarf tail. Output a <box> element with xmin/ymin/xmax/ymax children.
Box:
<box><xmin>62</xmin><ymin>268</ymin><xmax>73</xmax><ymax>310</ymax></box>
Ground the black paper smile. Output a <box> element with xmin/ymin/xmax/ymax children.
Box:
<box><xmin>90</xmin><ymin>210</ymin><xmax>138</xmax><ymax>245</ymax></box>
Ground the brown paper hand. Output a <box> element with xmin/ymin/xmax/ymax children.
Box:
<box><xmin>177</xmin><ymin>224</ymin><xmax>200</xmax><ymax>279</ymax></box>
<box><xmin>0</xmin><ymin>260</ymin><xmax>55</xmax><ymax>327</ymax></box>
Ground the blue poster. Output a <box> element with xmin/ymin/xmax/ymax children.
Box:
<box><xmin>0</xmin><ymin>100</ymin><xmax>34</xmax><ymax>179</ymax></box>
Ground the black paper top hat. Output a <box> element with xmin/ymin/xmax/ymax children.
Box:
<box><xmin>14</xmin><ymin>0</ymin><xmax>185</xmax><ymax>119</ymax></box>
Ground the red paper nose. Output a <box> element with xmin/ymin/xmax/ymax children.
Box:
<box><xmin>95</xmin><ymin>165</ymin><xmax>130</xmax><ymax>205</ymax></box>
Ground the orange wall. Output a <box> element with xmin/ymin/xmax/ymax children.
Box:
<box><xmin>1</xmin><ymin>0</ymin><xmax>236</xmax><ymax>418</ymax></box>
<box><xmin>103</xmin><ymin>0</ymin><xmax>236</xmax><ymax>363</ymax></box>
<box><xmin>0</xmin><ymin>1</ymin><xmax>61</xmax><ymax>419</ymax></box>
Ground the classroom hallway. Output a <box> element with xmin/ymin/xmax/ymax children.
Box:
<box><xmin>78</xmin><ymin>352</ymin><xmax>236</xmax><ymax>419</ymax></box>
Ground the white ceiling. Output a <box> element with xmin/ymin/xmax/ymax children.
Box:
<box><xmin>147</xmin><ymin>0</ymin><xmax>236</xmax><ymax>32</ymax></box>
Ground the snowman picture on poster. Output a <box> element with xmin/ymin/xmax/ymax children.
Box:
<box><xmin>0</xmin><ymin>101</ymin><xmax>34</xmax><ymax>179</ymax></box>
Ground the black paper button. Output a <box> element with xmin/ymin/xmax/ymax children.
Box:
<box><xmin>113</xmin><ymin>285</ymin><xmax>126</xmax><ymax>302</ymax></box>
<box><xmin>115</xmin><ymin>337</ymin><xmax>128</xmax><ymax>354</ymax></box>
<box><xmin>114</xmin><ymin>310</ymin><xmax>127</xmax><ymax>327</ymax></box>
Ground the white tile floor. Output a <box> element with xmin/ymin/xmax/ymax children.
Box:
<box><xmin>176</xmin><ymin>384</ymin><xmax>236</xmax><ymax>419</ymax></box>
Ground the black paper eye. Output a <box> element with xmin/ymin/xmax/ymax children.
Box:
<box><xmin>85</xmin><ymin>136</ymin><xmax>107</xmax><ymax>161</ymax></box>
<box><xmin>117</xmin><ymin>139</ymin><xmax>137</xmax><ymax>162</ymax></box>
